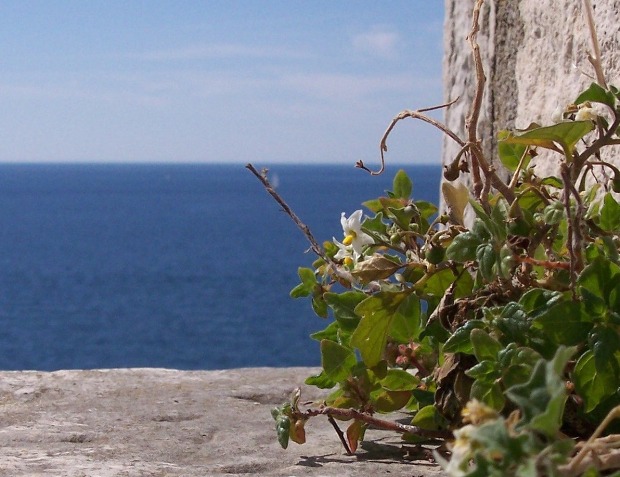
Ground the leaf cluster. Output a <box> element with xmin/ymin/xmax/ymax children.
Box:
<box><xmin>270</xmin><ymin>81</ymin><xmax>620</xmax><ymax>476</ymax></box>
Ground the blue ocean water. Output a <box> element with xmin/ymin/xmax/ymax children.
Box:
<box><xmin>0</xmin><ymin>163</ymin><xmax>441</xmax><ymax>370</ymax></box>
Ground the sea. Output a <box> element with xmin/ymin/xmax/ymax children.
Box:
<box><xmin>0</xmin><ymin>163</ymin><xmax>441</xmax><ymax>371</ymax></box>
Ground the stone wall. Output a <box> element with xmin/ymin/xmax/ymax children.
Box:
<box><xmin>441</xmin><ymin>0</ymin><xmax>620</xmax><ymax>187</ymax></box>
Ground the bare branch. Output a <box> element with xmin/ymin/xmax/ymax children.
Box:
<box><xmin>582</xmin><ymin>0</ymin><xmax>608</xmax><ymax>88</ymax></box>
<box><xmin>462</xmin><ymin>0</ymin><xmax>517</xmax><ymax>205</ymax></box>
<box><xmin>327</xmin><ymin>416</ymin><xmax>353</xmax><ymax>455</ymax></box>
<box><xmin>465</xmin><ymin>0</ymin><xmax>487</xmax><ymax>199</ymax></box>
<box><xmin>465</xmin><ymin>0</ymin><xmax>486</xmax><ymax>150</ymax></box>
<box><xmin>304</xmin><ymin>406</ymin><xmax>451</xmax><ymax>441</ymax></box>
<box><xmin>357</xmin><ymin>98</ymin><xmax>464</xmax><ymax>176</ymax></box>
<box><xmin>246</xmin><ymin>163</ymin><xmax>325</xmax><ymax>259</ymax></box>
<box><xmin>563</xmin><ymin>405</ymin><xmax>620</xmax><ymax>476</ymax></box>
<box><xmin>246</xmin><ymin>163</ymin><xmax>356</xmax><ymax>284</ymax></box>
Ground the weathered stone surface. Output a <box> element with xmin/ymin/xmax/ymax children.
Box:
<box><xmin>0</xmin><ymin>368</ymin><xmax>444</xmax><ymax>476</ymax></box>
<box><xmin>442</xmin><ymin>0</ymin><xmax>620</xmax><ymax>190</ymax></box>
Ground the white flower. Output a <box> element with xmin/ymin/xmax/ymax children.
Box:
<box><xmin>441</xmin><ymin>424</ymin><xmax>477</xmax><ymax>477</ymax></box>
<box><xmin>575</xmin><ymin>105</ymin><xmax>597</xmax><ymax>121</ymax></box>
<box><xmin>333</xmin><ymin>238</ymin><xmax>355</xmax><ymax>266</ymax></box>
<box><xmin>461</xmin><ymin>398</ymin><xmax>499</xmax><ymax>425</ymax></box>
<box><xmin>340</xmin><ymin>210</ymin><xmax>374</xmax><ymax>257</ymax></box>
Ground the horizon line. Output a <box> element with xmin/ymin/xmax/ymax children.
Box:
<box><xmin>0</xmin><ymin>160</ymin><xmax>442</xmax><ymax>167</ymax></box>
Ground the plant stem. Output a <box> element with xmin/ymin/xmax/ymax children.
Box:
<box><xmin>464</xmin><ymin>0</ymin><xmax>516</xmax><ymax>206</ymax></box>
<box><xmin>305</xmin><ymin>406</ymin><xmax>451</xmax><ymax>441</ymax></box>
<box><xmin>246</xmin><ymin>163</ymin><xmax>324</xmax><ymax>259</ymax></box>
<box><xmin>358</xmin><ymin>99</ymin><xmax>464</xmax><ymax>176</ymax></box>
<box><xmin>561</xmin><ymin>164</ymin><xmax>585</xmax><ymax>293</ymax></box>
<box><xmin>574</xmin><ymin>115</ymin><xmax>620</xmax><ymax>171</ymax></box>
<box><xmin>327</xmin><ymin>415</ymin><xmax>353</xmax><ymax>455</ymax></box>
<box><xmin>246</xmin><ymin>163</ymin><xmax>356</xmax><ymax>284</ymax></box>
<box><xmin>582</xmin><ymin>0</ymin><xmax>608</xmax><ymax>89</ymax></box>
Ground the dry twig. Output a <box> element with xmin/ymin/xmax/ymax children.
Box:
<box><xmin>246</xmin><ymin>163</ymin><xmax>355</xmax><ymax>284</ymax></box>
<box><xmin>246</xmin><ymin>163</ymin><xmax>325</xmax><ymax>259</ymax></box>
<box><xmin>356</xmin><ymin>99</ymin><xmax>464</xmax><ymax>176</ymax></box>
<box><xmin>563</xmin><ymin>405</ymin><xmax>620</xmax><ymax>476</ymax></box>
<box><xmin>304</xmin><ymin>406</ymin><xmax>451</xmax><ymax>441</ymax></box>
<box><xmin>582</xmin><ymin>0</ymin><xmax>608</xmax><ymax>89</ymax></box>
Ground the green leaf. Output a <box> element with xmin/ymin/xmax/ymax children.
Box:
<box><xmin>324</xmin><ymin>291</ymin><xmax>366</xmax><ymax>332</ymax></box>
<box><xmin>418</xmin><ymin>267</ymin><xmax>459</xmax><ymax>298</ymax></box>
<box><xmin>497</xmin><ymin>244</ymin><xmax>514</xmax><ymax>280</ymax></box>
<box><xmin>468</xmin><ymin>220</ymin><xmax>490</xmax><ymax>244</ymax></box>
<box><xmin>290</xmin><ymin>267</ymin><xmax>316</xmax><ymax>298</ymax></box>
<box><xmin>519</xmin><ymin>288</ymin><xmax>564</xmax><ymax>317</ymax></box>
<box><xmin>506</xmin><ymin>346</ymin><xmax>575</xmax><ymax>436</ymax></box>
<box><xmin>501</xmin><ymin>121</ymin><xmax>595</xmax><ymax>156</ymax></box>
<box><xmin>389</xmin><ymin>293</ymin><xmax>422</xmax><ymax>342</ymax></box>
<box><xmin>362</xmin><ymin>198</ymin><xmax>384</xmax><ymax>214</ymax></box>
<box><xmin>320</xmin><ymin>340</ymin><xmax>357</xmax><ymax>383</ymax></box>
<box><xmin>371</xmin><ymin>389</ymin><xmax>412</xmax><ymax>413</ymax></box>
<box><xmin>498</xmin><ymin>130</ymin><xmax>529</xmax><ymax>172</ymax></box>
<box><xmin>575</xmin><ymin>82</ymin><xmax>617</xmax><ymax>108</ymax></box>
<box><xmin>392</xmin><ymin>169</ymin><xmax>413</xmax><ymax>199</ymax></box>
<box><xmin>590</xmin><ymin>325</ymin><xmax>620</xmax><ymax>376</ymax></box>
<box><xmin>310</xmin><ymin>321</ymin><xmax>339</xmax><ymax>342</ymax></box>
<box><xmin>476</xmin><ymin>243</ymin><xmax>497</xmax><ymax>282</ymax></box>
<box><xmin>533</xmin><ymin>301</ymin><xmax>592</xmax><ymax>346</ymax></box>
<box><xmin>380</xmin><ymin>368</ymin><xmax>419</xmax><ymax>391</ymax></box>
<box><xmin>443</xmin><ymin>320</ymin><xmax>485</xmax><ymax>354</ymax></box>
<box><xmin>573</xmin><ymin>349</ymin><xmax>619</xmax><ymax>412</ymax></box>
<box><xmin>502</xmin><ymin>364</ymin><xmax>536</xmax><ymax>390</ymax></box>
<box><xmin>351</xmin><ymin>291</ymin><xmax>408</xmax><ymax>367</ymax></box>
<box><xmin>579</xmin><ymin>257</ymin><xmax>620</xmax><ymax>309</ymax></box>
<box><xmin>445</xmin><ymin>232</ymin><xmax>481</xmax><ymax>262</ymax></box>
<box><xmin>419</xmin><ymin>317</ymin><xmax>450</xmax><ymax>342</ymax></box>
<box><xmin>471</xmin><ymin>329</ymin><xmax>502</xmax><ymax>362</ymax></box>
<box><xmin>311</xmin><ymin>296</ymin><xmax>328</xmax><ymax>318</ymax></box>
<box><xmin>515</xmin><ymin>189</ymin><xmax>545</xmax><ymax>217</ymax></box>
<box><xmin>327</xmin><ymin>324</ymin><xmax>354</xmax><ymax>348</ymax></box>
<box><xmin>414</xmin><ymin>200</ymin><xmax>439</xmax><ymax>220</ymax></box>
<box><xmin>304</xmin><ymin>370</ymin><xmax>337</xmax><ymax>389</ymax></box>
<box><xmin>540</xmin><ymin>176</ymin><xmax>564</xmax><ymax>188</ymax></box>
<box><xmin>411</xmin><ymin>388</ymin><xmax>435</xmax><ymax>407</ymax></box>
<box><xmin>491</xmin><ymin>200</ymin><xmax>509</xmax><ymax>236</ymax></box>
<box><xmin>599</xmin><ymin>193</ymin><xmax>620</xmax><ymax>232</ymax></box>
<box><xmin>363</xmin><ymin>196</ymin><xmax>406</xmax><ymax>215</ymax></box>
<box><xmin>466</xmin><ymin>360</ymin><xmax>500</xmax><ymax>380</ymax></box>
<box><xmin>388</xmin><ymin>205</ymin><xmax>418</xmax><ymax>230</ymax></box>
<box><xmin>470</xmin><ymin>201</ymin><xmax>506</xmax><ymax>241</ymax></box>
<box><xmin>470</xmin><ymin>379</ymin><xmax>505</xmax><ymax>410</ymax></box>
<box><xmin>410</xmin><ymin>405</ymin><xmax>443</xmax><ymax>430</ymax></box>
<box><xmin>493</xmin><ymin>303</ymin><xmax>528</xmax><ymax>341</ymax></box>
<box><xmin>361</xmin><ymin>212</ymin><xmax>387</xmax><ymax>234</ymax></box>
<box><xmin>542</xmin><ymin>201</ymin><xmax>565</xmax><ymax>225</ymax></box>
<box><xmin>275</xmin><ymin>415</ymin><xmax>291</xmax><ymax>449</ymax></box>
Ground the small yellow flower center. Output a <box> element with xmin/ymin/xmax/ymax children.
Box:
<box><xmin>343</xmin><ymin>232</ymin><xmax>356</xmax><ymax>245</ymax></box>
<box><xmin>343</xmin><ymin>257</ymin><xmax>354</xmax><ymax>267</ymax></box>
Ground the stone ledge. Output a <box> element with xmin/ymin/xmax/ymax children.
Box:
<box><xmin>0</xmin><ymin>367</ymin><xmax>444</xmax><ymax>476</ymax></box>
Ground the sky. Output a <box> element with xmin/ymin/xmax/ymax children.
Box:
<box><xmin>0</xmin><ymin>1</ymin><xmax>445</xmax><ymax>165</ymax></box>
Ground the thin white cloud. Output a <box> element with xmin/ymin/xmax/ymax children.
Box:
<box><xmin>127</xmin><ymin>43</ymin><xmax>307</xmax><ymax>62</ymax></box>
<box><xmin>280</xmin><ymin>72</ymin><xmax>433</xmax><ymax>101</ymax></box>
<box><xmin>351</xmin><ymin>27</ymin><xmax>400</xmax><ymax>60</ymax></box>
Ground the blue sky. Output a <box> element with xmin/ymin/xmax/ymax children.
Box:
<box><xmin>0</xmin><ymin>1</ymin><xmax>445</xmax><ymax>164</ymax></box>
